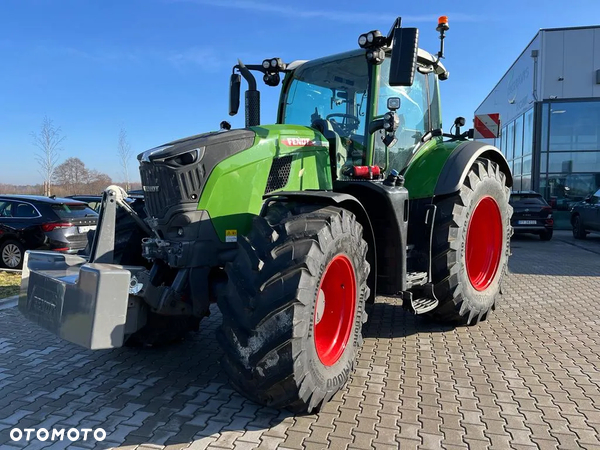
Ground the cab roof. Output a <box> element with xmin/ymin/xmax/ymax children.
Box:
<box><xmin>287</xmin><ymin>48</ymin><xmax>447</xmax><ymax>78</ymax></box>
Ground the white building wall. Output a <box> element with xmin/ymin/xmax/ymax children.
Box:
<box><xmin>476</xmin><ymin>26</ymin><xmax>600</xmax><ymax>124</ymax></box>
<box><xmin>475</xmin><ymin>34</ymin><xmax>541</xmax><ymax>125</ymax></box>
<box><xmin>541</xmin><ymin>27</ymin><xmax>600</xmax><ymax>100</ymax></box>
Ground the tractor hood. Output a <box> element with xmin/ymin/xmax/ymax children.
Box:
<box><xmin>138</xmin><ymin>129</ymin><xmax>256</xmax><ymax>165</ymax></box>
<box><xmin>137</xmin><ymin>129</ymin><xmax>256</xmax><ymax>220</ymax></box>
<box><xmin>137</xmin><ymin>125</ymin><xmax>332</xmax><ymax>223</ymax></box>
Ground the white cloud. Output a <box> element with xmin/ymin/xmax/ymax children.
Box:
<box><xmin>166</xmin><ymin>47</ymin><xmax>224</xmax><ymax>72</ymax></box>
<box><xmin>170</xmin><ymin>0</ymin><xmax>482</xmax><ymax>24</ymax></box>
<box><xmin>35</xmin><ymin>44</ymin><xmax>225</xmax><ymax>72</ymax></box>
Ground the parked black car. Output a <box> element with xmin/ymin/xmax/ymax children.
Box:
<box><xmin>67</xmin><ymin>192</ymin><xmax>143</xmax><ymax>213</ymax></box>
<box><xmin>509</xmin><ymin>191</ymin><xmax>554</xmax><ymax>241</ymax></box>
<box><xmin>0</xmin><ymin>195</ymin><xmax>98</xmax><ymax>269</ymax></box>
<box><xmin>66</xmin><ymin>195</ymin><xmax>103</xmax><ymax>212</ymax></box>
<box><xmin>570</xmin><ymin>188</ymin><xmax>600</xmax><ymax>239</ymax></box>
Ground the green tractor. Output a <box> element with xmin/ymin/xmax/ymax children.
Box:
<box><xmin>19</xmin><ymin>16</ymin><xmax>512</xmax><ymax>413</ymax></box>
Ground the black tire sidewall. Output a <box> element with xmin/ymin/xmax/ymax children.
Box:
<box><xmin>0</xmin><ymin>239</ymin><xmax>25</xmax><ymax>269</ymax></box>
<box><xmin>296</xmin><ymin>230</ymin><xmax>368</xmax><ymax>398</ymax></box>
<box><xmin>454</xmin><ymin>174</ymin><xmax>510</xmax><ymax>314</ymax></box>
<box><xmin>573</xmin><ymin>216</ymin><xmax>586</xmax><ymax>239</ymax></box>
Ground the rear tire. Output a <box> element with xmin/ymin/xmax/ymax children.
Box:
<box><xmin>573</xmin><ymin>215</ymin><xmax>586</xmax><ymax>239</ymax></box>
<box><xmin>0</xmin><ymin>239</ymin><xmax>24</xmax><ymax>269</ymax></box>
<box><xmin>218</xmin><ymin>203</ymin><xmax>370</xmax><ymax>413</ymax></box>
<box><xmin>540</xmin><ymin>229</ymin><xmax>553</xmax><ymax>241</ymax></box>
<box><xmin>427</xmin><ymin>158</ymin><xmax>512</xmax><ymax>325</ymax></box>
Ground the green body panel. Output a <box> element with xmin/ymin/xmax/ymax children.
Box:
<box><xmin>197</xmin><ymin>124</ymin><xmax>332</xmax><ymax>242</ymax></box>
<box><xmin>403</xmin><ymin>139</ymin><xmax>461</xmax><ymax>199</ymax></box>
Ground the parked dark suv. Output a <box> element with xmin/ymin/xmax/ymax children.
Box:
<box><xmin>0</xmin><ymin>195</ymin><xmax>98</xmax><ymax>269</ymax></box>
<box><xmin>571</xmin><ymin>188</ymin><xmax>600</xmax><ymax>239</ymax></box>
<box><xmin>66</xmin><ymin>195</ymin><xmax>103</xmax><ymax>212</ymax></box>
<box><xmin>509</xmin><ymin>191</ymin><xmax>554</xmax><ymax>241</ymax></box>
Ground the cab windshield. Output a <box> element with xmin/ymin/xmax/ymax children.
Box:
<box><xmin>282</xmin><ymin>53</ymin><xmax>369</xmax><ymax>149</ymax></box>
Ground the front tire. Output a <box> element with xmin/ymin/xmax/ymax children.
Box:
<box><xmin>428</xmin><ymin>158</ymin><xmax>512</xmax><ymax>325</ymax></box>
<box><xmin>218</xmin><ymin>203</ymin><xmax>370</xmax><ymax>413</ymax></box>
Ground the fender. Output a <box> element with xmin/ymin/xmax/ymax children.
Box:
<box><xmin>263</xmin><ymin>190</ymin><xmax>378</xmax><ymax>298</ymax></box>
<box><xmin>434</xmin><ymin>141</ymin><xmax>513</xmax><ymax>196</ymax></box>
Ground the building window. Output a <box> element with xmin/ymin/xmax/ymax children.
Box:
<box><xmin>540</xmin><ymin>173</ymin><xmax>600</xmax><ymax>211</ymax></box>
<box><xmin>547</xmin><ymin>151</ymin><xmax>600</xmax><ymax>173</ymax></box>
<box><xmin>514</xmin><ymin>158</ymin><xmax>522</xmax><ymax>176</ymax></box>
<box><xmin>506</xmin><ymin>122</ymin><xmax>515</xmax><ymax>161</ymax></box>
<box><xmin>523</xmin><ymin>108</ymin><xmax>534</xmax><ymax>157</ymax></box>
<box><xmin>521</xmin><ymin>174</ymin><xmax>531</xmax><ymax>191</ymax></box>
<box><xmin>523</xmin><ymin>154</ymin><xmax>532</xmax><ymax>174</ymax></box>
<box><xmin>549</xmin><ymin>101</ymin><xmax>600</xmax><ymax>151</ymax></box>
<box><xmin>514</xmin><ymin>114</ymin><xmax>524</xmax><ymax>159</ymax></box>
<box><xmin>538</xmin><ymin>100</ymin><xmax>600</xmax><ymax>210</ymax></box>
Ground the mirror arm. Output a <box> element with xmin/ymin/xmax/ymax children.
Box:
<box><xmin>237</xmin><ymin>60</ymin><xmax>257</xmax><ymax>91</ymax></box>
<box><xmin>385</xmin><ymin>17</ymin><xmax>402</xmax><ymax>45</ymax></box>
<box><xmin>369</xmin><ymin>119</ymin><xmax>385</xmax><ymax>134</ymax></box>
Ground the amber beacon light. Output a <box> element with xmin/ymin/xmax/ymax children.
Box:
<box><xmin>437</xmin><ymin>16</ymin><xmax>449</xmax><ymax>32</ymax></box>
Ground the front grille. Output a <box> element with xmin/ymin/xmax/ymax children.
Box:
<box><xmin>140</xmin><ymin>163</ymin><xmax>204</xmax><ymax>219</ymax></box>
<box><xmin>140</xmin><ymin>164</ymin><xmax>182</xmax><ymax>219</ymax></box>
<box><xmin>265</xmin><ymin>156</ymin><xmax>293</xmax><ymax>194</ymax></box>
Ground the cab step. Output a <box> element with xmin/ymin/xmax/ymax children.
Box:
<box><xmin>410</xmin><ymin>297</ymin><xmax>439</xmax><ymax>315</ymax></box>
<box><xmin>406</xmin><ymin>271</ymin><xmax>428</xmax><ymax>288</ymax></box>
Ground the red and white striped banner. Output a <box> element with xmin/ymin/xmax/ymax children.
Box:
<box><xmin>473</xmin><ymin>113</ymin><xmax>500</xmax><ymax>139</ymax></box>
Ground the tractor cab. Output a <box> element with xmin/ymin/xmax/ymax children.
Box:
<box><xmin>278</xmin><ymin>49</ymin><xmax>446</xmax><ymax>179</ymax></box>
<box><xmin>230</xmin><ymin>17</ymin><xmax>450</xmax><ymax>181</ymax></box>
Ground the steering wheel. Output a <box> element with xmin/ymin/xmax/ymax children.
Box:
<box><xmin>326</xmin><ymin>113</ymin><xmax>360</xmax><ymax>136</ymax></box>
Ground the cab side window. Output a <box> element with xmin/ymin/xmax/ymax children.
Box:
<box><xmin>374</xmin><ymin>59</ymin><xmax>431</xmax><ymax>171</ymax></box>
<box><xmin>591</xmin><ymin>189</ymin><xmax>600</xmax><ymax>205</ymax></box>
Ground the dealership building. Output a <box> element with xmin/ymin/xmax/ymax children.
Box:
<box><xmin>475</xmin><ymin>25</ymin><xmax>600</xmax><ymax>215</ymax></box>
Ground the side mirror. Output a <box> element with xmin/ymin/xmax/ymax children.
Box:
<box><xmin>229</xmin><ymin>73</ymin><xmax>241</xmax><ymax>116</ymax></box>
<box><xmin>585</xmin><ymin>193</ymin><xmax>593</xmax><ymax>202</ymax></box>
<box><xmin>389</xmin><ymin>27</ymin><xmax>419</xmax><ymax>87</ymax></box>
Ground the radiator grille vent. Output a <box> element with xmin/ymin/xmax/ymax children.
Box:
<box><xmin>265</xmin><ymin>156</ymin><xmax>293</xmax><ymax>194</ymax></box>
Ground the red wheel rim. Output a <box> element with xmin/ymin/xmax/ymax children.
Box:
<box><xmin>465</xmin><ymin>196</ymin><xmax>503</xmax><ymax>291</ymax></box>
<box><xmin>314</xmin><ymin>254</ymin><xmax>356</xmax><ymax>366</ymax></box>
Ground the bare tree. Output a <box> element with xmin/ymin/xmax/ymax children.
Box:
<box><xmin>53</xmin><ymin>157</ymin><xmax>89</xmax><ymax>195</ymax></box>
<box><xmin>32</xmin><ymin>116</ymin><xmax>65</xmax><ymax>196</ymax></box>
<box><xmin>117</xmin><ymin>127</ymin><xmax>132</xmax><ymax>192</ymax></box>
<box><xmin>52</xmin><ymin>157</ymin><xmax>112</xmax><ymax>195</ymax></box>
<box><xmin>87</xmin><ymin>171</ymin><xmax>113</xmax><ymax>194</ymax></box>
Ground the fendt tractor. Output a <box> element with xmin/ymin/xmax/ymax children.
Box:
<box><xmin>19</xmin><ymin>16</ymin><xmax>512</xmax><ymax>412</ymax></box>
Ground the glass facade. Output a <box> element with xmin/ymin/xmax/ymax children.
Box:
<box><xmin>539</xmin><ymin>100</ymin><xmax>600</xmax><ymax>211</ymax></box>
<box><xmin>498</xmin><ymin>108</ymin><xmax>534</xmax><ymax>191</ymax></box>
<box><xmin>494</xmin><ymin>100</ymin><xmax>600</xmax><ymax>211</ymax></box>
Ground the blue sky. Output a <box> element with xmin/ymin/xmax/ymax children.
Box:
<box><xmin>1</xmin><ymin>0</ymin><xmax>599</xmax><ymax>185</ymax></box>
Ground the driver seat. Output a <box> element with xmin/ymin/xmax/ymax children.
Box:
<box><xmin>311</xmin><ymin>119</ymin><xmax>347</xmax><ymax>181</ymax></box>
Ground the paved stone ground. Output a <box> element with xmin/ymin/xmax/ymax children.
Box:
<box><xmin>0</xmin><ymin>231</ymin><xmax>599</xmax><ymax>450</ymax></box>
